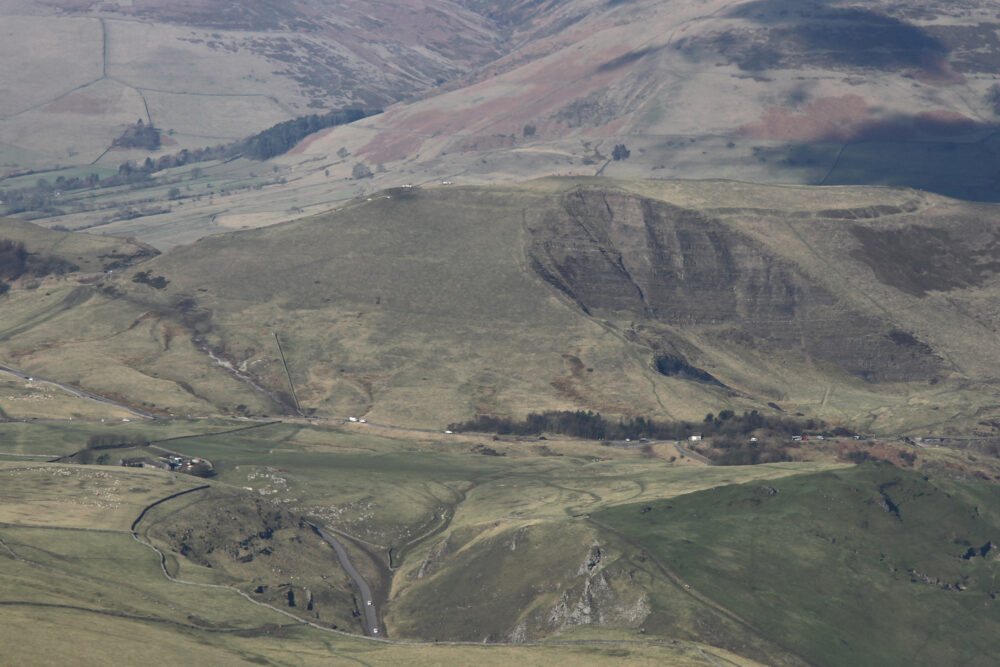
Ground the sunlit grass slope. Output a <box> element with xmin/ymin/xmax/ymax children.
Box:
<box><xmin>596</xmin><ymin>463</ymin><xmax>1000</xmax><ymax>666</ymax></box>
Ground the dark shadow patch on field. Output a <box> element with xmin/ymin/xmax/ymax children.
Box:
<box><xmin>744</xmin><ymin>119</ymin><xmax>1000</xmax><ymax>201</ymax></box>
<box><xmin>683</xmin><ymin>0</ymin><xmax>952</xmax><ymax>76</ymax></box>
<box><xmin>742</xmin><ymin>101</ymin><xmax>982</xmax><ymax>144</ymax></box>
<box><xmin>653</xmin><ymin>353</ymin><xmax>724</xmax><ymax>387</ymax></box>
<box><xmin>822</xmin><ymin>132</ymin><xmax>1000</xmax><ymax>202</ymax></box>
<box><xmin>594</xmin><ymin>46</ymin><xmax>663</xmax><ymax>73</ymax></box>
<box><xmin>924</xmin><ymin>22</ymin><xmax>1000</xmax><ymax>73</ymax></box>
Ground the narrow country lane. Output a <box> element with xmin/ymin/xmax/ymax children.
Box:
<box><xmin>309</xmin><ymin>522</ymin><xmax>381</xmax><ymax>637</ymax></box>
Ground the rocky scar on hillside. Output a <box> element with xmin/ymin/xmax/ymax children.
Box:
<box><xmin>141</xmin><ymin>488</ymin><xmax>361</xmax><ymax>631</ymax></box>
<box><xmin>527</xmin><ymin>187</ymin><xmax>943</xmax><ymax>384</ymax></box>
<box><xmin>534</xmin><ymin>543</ymin><xmax>650</xmax><ymax>639</ymax></box>
<box><xmin>389</xmin><ymin>523</ymin><xmax>650</xmax><ymax>643</ymax></box>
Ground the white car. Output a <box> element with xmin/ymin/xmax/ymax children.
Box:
<box><xmin>366</xmin><ymin>600</ymin><xmax>372</xmax><ymax>606</ymax></box>
<box><xmin>348</xmin><ymin>417</ymin><xmax>358</xmax><ymax>422</ymax></box>
<box><xmin>359</xmin><ymin>418</ymin><xmax>367</xmax><ymax>423</ymax></box>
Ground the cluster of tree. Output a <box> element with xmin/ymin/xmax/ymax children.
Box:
<box><xmin>654</xmin><ymin>354</ymin><xmax>722</xmax><ymax>385</ymax></box>
<box><xmin>702</xmin><ymin>436</ymin><xmax>794</xmax><ymax>466</ymax></box>
<box><xmin>448</xmin><ymin>409</ymin><xmax>841</xmax><ymax>443</ymax></box>
<box><xmin>132</xmin><ymin>270</ymin><xmax>169</xmax><ymax>289</ymax></box>
<box><xmin>0</xmin><ymin>239</ymin><xmax>26</xmax><ymax>295</ymax></box>
<box><xmin>240</xmin><ymin>108</ymin><xmax>373</xmax><ymax>160</ymax></box>
<box><xmin>112</xmin><ymin>120</ymin><xmax>161</xmax><ymax>151</ymax></box>
<box><xmin>0</xmin><ymin>239</ymin><xmax>78</xmax><ymax>295</ymax></box>
<box><xmin>351</xmin><ymin>162</ymin><xmax>373</xmax><ymax>179</ymax></box>
<box><xmin>0</xmin><ymin>240</ymin><xmax>28</xmax><ymax>281</ymax></box>
<box><xmin>86</xmin><ymin>433</ymin><xmax>150</xmax><ymax>450</ymax></box>
<box><xmin>612</xmin><ymin>144</ymin><xmax>631</xmax><ymax>160</ymax></box>
<box><xmin>0</xmin><ymin>168</ymin><xmax>159</xmax><ymax>215</ymax></box>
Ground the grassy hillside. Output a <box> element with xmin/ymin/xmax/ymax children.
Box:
<box><xmin>0</xmin><ymin>374</ymin><xmax>136</xmax><ymax>422</ymax></box>
<box><xmin>0</xmin><ymin>420</ymin><xmax>840</xmax><ymax>663</ymax></box>
<box><xmin>596</xmin><ymin>463</ymin><xmax>1000</xmax><ymax>666</ymax></box>
<box><xmin>99</xmin><ymin>179</ymin><xmax>1000</xmax><ymax>433</ymax></box>
<box><xmin>4</xmin><ymin>179</ymin><xmax>1000</xmax><ymax>434</ymax></box>
<box><xmin>0</xmin><ymin>1</ymin><xmax>506</xmax><ymax>171</ymax></box>
<box><xmin>14</xmin><ymin>418</ymin><xmax>996</xmax><ymax>663</ymax></box>
<box><xmin>108</xmin><ymin>183</ymin><xmax>733</xmax><ymax>425</ymax></box>
<box><xmin>18</xmin><ymin>0</ymin><xmax>1000</xmax><ymax>243</ymax></box>
<box><xmin>0</xmin><ymin>458</ymin><xmax>755</xmax><ymax>665</ymax></box>
<box><xmin>0</xmin><ymin>215</ymin><xmax>156</xmax><ymax>278</ymax></box>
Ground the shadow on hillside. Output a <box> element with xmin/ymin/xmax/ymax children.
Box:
<box><xmin>746</xmin><ymin>117</ymin><xmax>1000</xmax><ymax>201</ymax></box>
<box><xmin>594</xmin><ymin>46</ymin><xmax>665</xmax><ymax>73</ymax></box>
<box><xmin>705</xmin><ymin>0</ymin><xmax>953</xmax><ymax>75</ymax></box>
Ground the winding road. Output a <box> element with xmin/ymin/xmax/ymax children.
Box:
<box><xmin>308</xmin><ymin>522</ymin><xmax>380</xmax><ymax>636</ymax></box>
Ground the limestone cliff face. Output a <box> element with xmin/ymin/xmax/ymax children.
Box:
<box><xmin>387</xmin><ymin>523</ymin><xmax>650</xmax><ymax>643</ymax></box>
<box><xmin>527</xmin><ymin>187</ymin><xmax>942</xmax><ymax>383</ymax></box>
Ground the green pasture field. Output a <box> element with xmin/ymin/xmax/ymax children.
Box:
<box><xmin>0</xmin><ymin>165</ymin><xmax>119</xmax><ymax>192</ymax></box>
<box><xmin>118</xmin><ymin>419</ymin><xmax>842</xmax><ymax>549</ymax></box>
<box><xmin>596</xmin><ymin>463</ymin><xmax>1000</xmax><ymax>666</ymax></box>
<box><xmin>113</xmin><ymin>418</ymin><xmax>840</xmax><ymax>653</ymax></box>
<box><xmin>0</xmin><ymin>417</ymin><xmax>237</xmax><ymax>459</ymax></box>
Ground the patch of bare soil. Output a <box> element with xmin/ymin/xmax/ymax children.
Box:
<box><xmin>738</xmin><ymin>95</ymin><xmax>873</xmax><ymax>142</ymax></box>
<box><xmin>285</xmin><ymin>127</ymin><xmax>335</xmax><ymax>156</ymax></box>
<box><xmin>354</xmin><ymin>131</ymin><xmax>424</xmax><ymax>164</ymax></box>
<box><xmin>455</xmin><ymin>134</ymin><xmax>517</xmax><ymax>153</ymax></box>
<box><xmin>44</xmin><ymin>93</ymin><xmax>114</xmax><ymax>116</ymax></box>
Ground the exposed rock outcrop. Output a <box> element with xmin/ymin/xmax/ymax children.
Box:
<box><xmin>527</xmin><ymin>187</ymin><xmax>943</xmax><ymax>383</ymax></box>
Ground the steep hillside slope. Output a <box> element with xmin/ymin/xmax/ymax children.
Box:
<box><xmin>0</xmin><ymin>454</ymin><xmax>767</xmax><ymax>664</ymax></box>
<box><xmin>0</xmin><ymin>214</ymin><xmax>156</xmax><ymax>288</ymax></box>
<box><xmin>285</xmin><ymin>0</ymin><xmax>1000</xmax><ymax>202</ymax></box>
<box><xmin>0</xmin><ymin>0</ymin><xmax>503</xmax><ymax>170</ymax></box>
<box><xmin>2</xmin><ymin>178</ymin><xmax>999</xmax><ymax>433</ymax></box>
<box><xmin>597</xmin><ymin>463</ymin><xmax>1000</xmax><ymax>666</ymax></box>
<box><xmin>13</xmin><ymin>0</ymin><xmax>1000</xmax><ymax>240</ymax></box>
